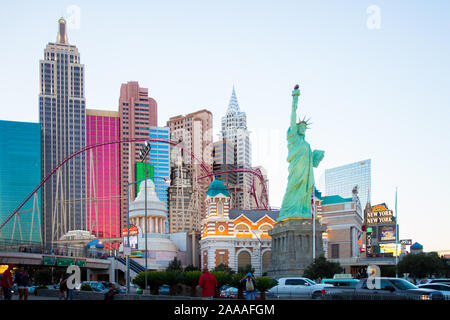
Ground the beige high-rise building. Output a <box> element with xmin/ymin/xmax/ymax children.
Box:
<box><xmin>166</xmin><ymin>109</ymin><xmax>213</xmax><ymax>233</ymax></box>
<box><xmin>119</xmin><ymin>81</ymin><xmax>158</xmax><ymax>230</ymax></box>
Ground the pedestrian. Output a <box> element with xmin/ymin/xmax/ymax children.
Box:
<box><xmin>241</xmin><ymin>272</ymin><xmax>257</xmax><ymax>300</ymax></box>
<box><xmin>14</xmin><ymin>266</ymin><xmax>30</xmax><ymax>300</ymax></box>
<box><xmin>67</xmin><ymin>273</ymin><xmax>75</xmax><ymax>300</ymax></box>
<box><xmin>104</xmin><ymin>283</ymin><xmax>118</xmax><ymax>300</ymax></box>
<box><xmin>198</xmin><ymin>268</ymin><xmax>217</xmax><ymax>299</ymax></box>
<box><xmin>58</xmin><ymin>274</ymin><xmax>68</xmax><ymax>300</ymax></box>
<box><xmin>1</xmin><ymin>264</ymin><xmax>14</xmax><ymax>300</ymax></box>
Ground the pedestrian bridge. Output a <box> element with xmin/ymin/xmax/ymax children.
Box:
<box><xmin>0</xmin><ymin>251</ymin><xmax>111</xmax><ymax>270</ymax></box>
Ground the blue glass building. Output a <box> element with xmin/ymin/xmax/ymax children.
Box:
<box><xmin>0</xmin><ymin>120</ymin><xmax>42</xmax><ymax>242</ymax></box>
<box><xmin>148</xmin><ymin>127</ymin><xmax>170</xmax><ymax>232</ymax></box>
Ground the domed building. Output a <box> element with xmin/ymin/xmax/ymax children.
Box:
<box><xmin>200</xmin><ymin>179</ymin><xmax>277</xmax><ymax>275</ymax></box>
<box><xmin>124</xmin><ymin>179</ymin><xmax>179</xmax><ymax>269</ymax></box>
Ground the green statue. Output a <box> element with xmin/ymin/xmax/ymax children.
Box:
<box><xmin>278</xmin><ymin>85</ymin><xmax>325</xmax><ymax>221</ymax></box>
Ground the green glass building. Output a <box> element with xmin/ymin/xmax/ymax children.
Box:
<box><xmin>0</xmin><ymin>120</ymin><xmax>41</xmax><ymax>243</ymax></box>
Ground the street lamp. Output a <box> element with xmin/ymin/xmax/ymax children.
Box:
<box><xmin>138</xmin><ymin>141</ymin><xmax>151</xmax><ymax>294</ymax></box>
<box><xmin>251</xmin><ymin>229</ymin><xmax>263</xmax><ymax>276</ymax></box>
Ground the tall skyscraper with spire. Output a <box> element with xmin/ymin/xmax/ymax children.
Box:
<box><xmin>39</xmin><ymin>18</ymin><xmax>86</xmax><ymax>243</ymax></box>
<box><xmin>220</xmin><ymin>87</ymin><xmax>252</xmax><ymax>210</ymax></box>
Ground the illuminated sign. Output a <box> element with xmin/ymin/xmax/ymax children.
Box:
<box><xmin>379</xmin><ymin>243</ymin><xmax>401</xmax><ymax>257</ymax></box>
<box><xmin>379</xmin><ymin>225</ymin><xmax>396</xmax><ymax>242</ymax></box>
<box><xmin>400</xmin><ymin>239</ymin><xmax>412</xmax><ymax>245</ymax></box>
<box><xmin>372</xmin><ymin>203</ymin><xmax>389</xmax><ymax>212</ymax></box>
<box><xmin>122</xmin><ymin>226</ymin><xmax>139</xmax><ymax>236</ymax></box>
<box><xmin>366</xmin><ymin>232</ymin><xmax>373</xmax><ymax>254</ymax></box>
<box><xmin>367</xmin><ymin>209</ymin><xmax>394</xmax><ymax>225</ymax></box>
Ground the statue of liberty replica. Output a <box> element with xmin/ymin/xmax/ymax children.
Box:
<box><xmin>267</xmin><ymin>85</ymin><xmax>327</xmax><ymax>277</ymax></box>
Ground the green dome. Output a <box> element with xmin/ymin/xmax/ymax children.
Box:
<box><xmin>206</xmin><ymin>179</ymin><xmax>229</xmax><ymax>197</ymax></box>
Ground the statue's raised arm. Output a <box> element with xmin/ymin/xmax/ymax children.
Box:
<box><xmin>290</xmin><ymin>84</ymin><xmax>300</xmax><ymax>130</ymax></box>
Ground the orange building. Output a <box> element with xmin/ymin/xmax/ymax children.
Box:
<box><xmin>200</xmin><ymin>179</ymin><xmax>277</xmax><ymax>275</ymax></box>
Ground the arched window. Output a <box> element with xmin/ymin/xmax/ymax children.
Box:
<box><xmin>237</xmin><ymin>251</ymin><xmax>251</xmax><ymax>269</ymax></box>
<box><xmin>217</xmin><ymin>200</ymin><xmax>223</xmax><ymax>215</ymax></box>
<box><xmin>236</xmin><ymin>224</ymin><xmax>250</xmax><ymax>233</ymax></box>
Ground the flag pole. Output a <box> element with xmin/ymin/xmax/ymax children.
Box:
<box><xmin>312</xmin><ymin>186</ymin><xmax>316</xmax><ymax>260</ymax></box>
<box><xmin>395</xmin><ymin>187</ymin><xmax>398</xmax><ymax>278</ymax></box>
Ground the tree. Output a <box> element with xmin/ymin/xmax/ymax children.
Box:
<box><xmin>164</xmin><ymin>271</ymin><xmax>184</xmax><ymax>296</ymax></box>
<box><xmin>211</xmin><ymin>271</ymin><xmax>231</xmax><ymax>297</ymax></box>
<box><xmin>256</xmin><ymin>277</ymin><xmax>278</xmax><ymax>300</ymax></box>
<box><xmin>166</xmin><ymin>257</ymin><xmax>183</xmax><ymax>272</ymax></box>
<box><xmin>398</xmin><ymin>252</ymin><xmax>446</xmax><ymax>280</ymax></box>
<box><xmin>238</xmin><ymin>264</ymin><xmax>255</xmax><ymax>275</ymax></box>
<box><xmin>182</xmin><ymin>271</ymin><xmax>202</xmax><ymax>297</ymax></box>
<box><xmin>184</xmin><ymin>264</ymin><xmax>200</xmax><ymax>272</ymax></box>
<box><xmin>213</xmin><ymin>263</ymin><xmax>234</xmax><ymax>274</ymax></box>
<box><xmin>34</xmin><ymin>269</ymin><xmax>52</xmax><ymax>287</ymax></box>
<box><xmin>228</xmin><ymin>272</ymin><xmax>246</xmax><ymax>299</ymax></box>
<box><xmin>133</xmin><ymin>271</ymin><xmax>166</xmax><ymax>294</ymax></box>
<box><xmin>302</xmin><ymin>256</ymin><xmax>342</xmax><ymax>281</ymax></box>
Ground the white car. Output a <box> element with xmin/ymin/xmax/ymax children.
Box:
<box><xmin>267</xmin><ymin>277</ymin><xmax>332</xmax><ymax>299</ymax></box>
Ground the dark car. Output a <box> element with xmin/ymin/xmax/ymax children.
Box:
<box><xmin>324</xmin><ymin>278</ymin><xmax>445</xmax><ymax>300</ymax></box>
<box><xmin>418</xmin><ymin>283</ymin><xmax>450</xmax><ymax>300</ymax></box>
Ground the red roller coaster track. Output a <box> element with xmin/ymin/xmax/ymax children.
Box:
<box><xmin>0</xmin><ymin>137</ymin><xmax>270</xmax><ymax>232</ymax></box>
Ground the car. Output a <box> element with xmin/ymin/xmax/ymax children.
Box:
<box><xmin>418</xmin><ymin>283</ymin><xmax>450</xmax><ymax>300</ymax></box>
<box><xmin>321</xmin><ymin>278</ymin><xmax>360</xmax><ymax>287</ymax></box>
<box><xmin>266</xmin><ymin>277</ymin><xmax>332</xmax><ymax>299</ymax></box>
<box><xmin>418</xmin><ymin>278</ymin><xmax>450</xmax><ymax>285</ymax></box>
<box><xmin>101</xmin><ymin>281</ymin><xmax>126</xmax><ymax>294</ymax></box>
<box><xmin>80</xmin><ymin>281</ymin><xmax>108</xmax><ymax>293</ymax></box>
<box><xmin>323</xmin><ymin>277</ymin><xmax>445</xmax><ymax>300</ymax></box>
<box><xmin>220</xmin><ymin>286</ymin><xmax>238</xmax><ymax>298</ymax></box>
<box><xmin>158</xmin><ymin>284</ymin><xmax>170</xmax><ymax>295</ymax></box>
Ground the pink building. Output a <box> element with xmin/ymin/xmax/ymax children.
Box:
<box><xmin>86</xmin><ymin>109</ymin><xmax>121</xmax><ymax>242</ymax></box>
<box><xmin>119</xmin><ymin>81</ymin><xmax>158</xmax><ymax>229</ymax></box>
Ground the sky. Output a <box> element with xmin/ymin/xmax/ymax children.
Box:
<box><xmin>0</xmin><ymin>0</ymin><xmax>449</xmax><ymax>252</ymax></box>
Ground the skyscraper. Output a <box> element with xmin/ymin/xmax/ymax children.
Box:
<box><xmin>0</xmin><ymin>120</ymin><xmax>41</xmax><ymax>242</ymax></box>
<box><xmin>220</xmin><ymin>87</ymin><xmax>252</xmax><ymax>210</ymax></box>
<box><xmin>86</xmin><ymin>109</ymin><xmax>121</xmax><ymax>241</ymax></box>
<box><xmin>324</xmin><ymin>159</ymin><xmax>371</xmax><ymax>209</ymax></box>
<box><xmin>149</xmin><ymin>126</ymin><xmax>171</xmax><ymax>232</ymax></box>
<box><xmin>119</xmin><ymin>81</ymin><xmax>158</xmax><ymax>229</ymax></box>
<box><xmin>39</xmin><ymin>18</ymin><xmax>86</xmax><ymax>243</ymax></box>
<box><xmin>167</xmin><ymin>109</ymin><xmax>213</xmax><ymax>231</ymax></box>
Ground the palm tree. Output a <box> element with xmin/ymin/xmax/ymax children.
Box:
<box><xmin>256</xmin><ymin>277</ymin><xmax>278</xmax><ymax>300</ymax></box>
<box><xmin>182</xmin><ymin>271</ymin><xmax>202</xmax><ymax>297</ymax></box>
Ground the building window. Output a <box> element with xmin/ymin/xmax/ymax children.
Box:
<box><xmin>331</xmin><ymin>244</ymin><xmax>340</xmax><ymax>259</ymax></box>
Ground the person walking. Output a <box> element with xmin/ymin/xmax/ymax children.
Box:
<box><xmin>1</xmin><ymin>265</ymin><xmax>14</xmax><ymax>300</ymax></box>
<box><xmin>198</xmin><ymin>268</ymin><xmax>217</xmax><ymax>299</ymax></box>
<box><xmin>14</xmin><ymin>266</ymin><xmax>30</xmax><ymax>300</ymax></box>
<box><xmin>241</xmin><ymin>272</ymin><xmax>257</xmax><ymax>300</ymax></box>
<box><xmin>58</xmin><ymin>274</ymin><xmax>68</xmax><ymax>300</ymax></box>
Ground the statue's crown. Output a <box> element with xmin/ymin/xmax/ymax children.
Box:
<box><xmin>297</xmin><ymin>116</ymin><xmax>311</xmax><ymax>128</ymax></box>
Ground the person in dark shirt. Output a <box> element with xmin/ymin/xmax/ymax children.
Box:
<box><xmin>14</xmin><ymin>266</ymin><xmax>30</xmax><ymax>300</ymax></box>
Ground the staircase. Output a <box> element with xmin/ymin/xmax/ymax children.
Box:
<box><xmin>114</xmin><ymin>256</ymin><xmax>146</xmax><ymax>279</ymax></box>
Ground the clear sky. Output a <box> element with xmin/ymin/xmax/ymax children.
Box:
<box><xmin>0</xmin><ymin>0</ymin><xmax>449</xmax><ymax>252</ymax></box>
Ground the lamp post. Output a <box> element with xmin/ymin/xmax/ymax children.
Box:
<box><xmin>251</xmin><ymin>229</ymin><xmax>263</xmax><ymax>276</ymax></box>
<box><xmin>139</xmin><ymin>141</ymin><xmax>151</xmax><ymax>294</ymax></box>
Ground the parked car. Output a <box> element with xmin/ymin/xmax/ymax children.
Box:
<box><xmin>101</xmin><ymin>281</ymin><xmax>126</xmax><ymax>293</ymax></box>
<box><xmin>323</xmin><ymin>277</ymin><xmax>445</xmax><ymax>300</ymax></box>
<box><xmin>266</xmin><ymin>277</ymin><xmax>332</xmax><ymax>299</ymax></box>
<box><xmin>418</xmin><ymin>278</ymin><xmax>450</xmax><ymax>285</ymax></box>
<box><xmin>80</xmin><ymin>281</ymin><xmax>108</xmax><ymax>293</ymax></box>
<box><xmin>157</xmin><ymin>284</ymin><xmax>170</xmax><ymax>295</ymax></box>
<box><xmin>321</xmin><ymin>278</ymin><xmax>360</xmax><ymax>287</ymax></box>
<box><xmin>418</xmin><ymin>283</ymin><xmax>450</xmax><ymax>300</ymax></box>
<box><xmin>220</xmin><ymin>286</ymin><xmax>238</xmax><ymax>298</ymax></box>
